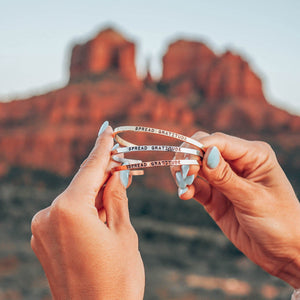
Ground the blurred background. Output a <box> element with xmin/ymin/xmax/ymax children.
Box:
<box><xmin>0</xmin><ymin>1</ymin><xmax>299</xmax><ymax>299</ymax></box>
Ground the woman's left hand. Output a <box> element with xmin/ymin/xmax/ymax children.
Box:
<box><xmin>31</xmin><ymin>123</ymin><xmax>145</xmax><ymax>300</ymax></box>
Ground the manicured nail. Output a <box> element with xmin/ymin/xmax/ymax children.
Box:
<box><xmin>185</xmin><ymin>174</ymin><xmax>195</xmax><ymax>186</ymax></box>
<box><xmin>120</xmin><ymin>170</ymin><xmax>129</xmax><ymax>188</ymax></box>
<box><xmin>176</xmin><ymin>171</ymin><xmax>186</xmax><ymax>189</ymax></box>
<box><xmin>120</xmin><ymin>160</ymin><xmax>130</xmax><ymax>188</ymax></box>
<box><xmin>181</xmin><ymin>163</ymin><xmax>190</xmax><ymax>179</ymax></box>
<box><xmin>112</xmin><ymin>143</ymin><xmax>119</xmax><ymax>151</ymax></box>
<box><xmin>178</xmin><ymin>187</ymin><xmax>188</xmax><ymax>197</ymax></box>
<box><xmin>98</xmin><ymin>120</ymin><xmax>109</xmax><ymax>136</ymax></box>
<box><xmin>207</xmin><ymin>146</ymin><xmax>220</xmax><ymax>169</ymax></box>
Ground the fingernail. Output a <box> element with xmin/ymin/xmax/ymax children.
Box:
<box><xmin>176</xmin><ymin>171</ymin><xmax>186</xmax><ymax>189</ymax></box>
<box><xmin>178</xmin><ymin>187</ymin><xmax>188</xmax><ymax>197</ymax></box>
<box><xmin>185</xmin><ymin>174</ymin><xmax>195</xmax><ymax>186</ymax></box>
<box><xmin>112</xmin><ymin>143</ymin><xmax>119</xmax><ymax>151</ymax></box>
<box><xmin>98</xmin><ymin>120</ymin><xmax>109</xmax><ymax>136</ymax></box>
<box><xmin>207</xmin><ymin>146</ymin><xmax>220</xmax><ymax>169</ymax></box>
<box><xmin>181</xmin><ymin>163</ymin><xmax>190</xmax><ymax>179</ymax></box>
<box><xmin>120</xmin><ymin>170</ymin><xmax>129</xmax><ymax>188</ymax></box>
<box><xmin>120</xmin><ymin>160</ymin><xmax>130</xmax><ymax>188</ymax></box>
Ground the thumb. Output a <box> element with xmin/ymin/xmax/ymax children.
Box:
<box><xmin>202</xmin><ymin>146</ymin><xmax>251</xmax><ymax>202</ymax></box>
<box><xmin>102</xmin><ymin>171</ymin><xmax>132</xmax><ymax>231</ymax></box>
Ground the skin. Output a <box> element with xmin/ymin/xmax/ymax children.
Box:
<box><xmin>31</xmin><ymin>127</ymin><xmax>300</xmax><ymax>298</ymax></box>
<box><xmin>31</xmin><ymin>126</ymin><xmax>145</xmax><ymax>300</ymax></box>
<box><xmin>171</xmin><ymin>131</ymin><xmax>300</xmax><ymax>288</ymax></box>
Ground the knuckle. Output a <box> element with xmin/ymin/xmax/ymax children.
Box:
<box><xmin>111</xmin><ymin>188</ymin><xmax>127</xmax><ymax>202</ymax></box>
<box><xmin>255</xmin><ymin>141</ymin><xmax>272</xmax><ymax>153</ymax></box>
<box><xmin>123</xmin><ymin>224</ymin><xmax>139</xmax><ymax>244</ymax></box>
<box><xmin>31</xmin><ymin>209</ymin><xmax>46</xmax><ymax>237</ymax></box>
<box><xmin>252</xmin><ymin>141</ymin><xmax>277</xmax><ymax>168</ymax></box>
<box><xmin>253</xmin><ymin>141</ymin><xmax>275</xmax><ymax>159</ymax></box>
<box><xmin>213</xmin><ymin>162</ymin><xmax>233</xmax><ymax>186</ymax></box>
<box><xmin>211</xmin><ymin>132</ymin><xmax>226</xmax><ymax>139</ymax></box>
<box><xmin>191</xmin><ymin>130</ymin><xmax>209</xmax><ymax>140</ymax></box>
<box><xmin>49</xmin><ymin>195</ymin><xmax>73</xmax><ymax>221</ymax></box>
<box><xmin>30</xmin><ymin>235</ymin><xmax>37</xmax><ymax>252</ymax></box>
<box><xmin>80</xmin><ymin>153</ymin><xmax>99</xmax><ymax>170</ymax></box>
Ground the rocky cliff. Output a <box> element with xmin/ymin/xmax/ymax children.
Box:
<box><xmin>0</xmin><ymin>27</ymin><xmax>299</xmax><ymax>191</ymax></box>
<box><xmin>69</xmin><ymin>28</ymin><xmax>138</xmax><ymax>85</ymax></box>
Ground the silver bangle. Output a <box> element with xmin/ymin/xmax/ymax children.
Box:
<box><xmin>112</xmin><ymin>145</ymin><xmax>202</xmax><ymax>157</ymax></box>
<box><xmin>111</xmin><ymin>159</ymin><xmax>199</xmax><ymax>172</ymax></box>
<box><xmin>113</xmin><ymin>126</ymin><xmax>204</xmax><ymax>150</ymax></box>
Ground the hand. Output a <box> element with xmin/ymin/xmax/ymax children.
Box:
<box><xmin>31</xmin><ymin>123</ymin><xmax>145</xmax><ymax>300</ymax></box>
<box><xmin>172</xmin><ymin>131</ymin><xmax>300</xmax><ymax>288</ymax></box>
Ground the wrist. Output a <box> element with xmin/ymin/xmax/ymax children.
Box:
<box><xmin>278</xmin><ymin>258</ymin><xmax>300</xmax><ymax>289</ymax></box>
<box><xmin>276</xmin><ymin>205</ymin><xmax>300</xmax><ymax>289</ymax></box>
<box><xmin>274</xmin><ymin>237</ymin><xmax>300</xmax><ymax>289</ymax></box>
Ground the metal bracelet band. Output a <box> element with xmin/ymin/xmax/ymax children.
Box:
<box><xmin>112</xmin><ymin>145</ymin><xmax>203</xmax><ymax>157</ymax></box>
<box><xmin>128</xmin><ymin>170</ymin><xmax>144</xmax><ymax>176</ymax></box>
<box><xmin>110</xmin><ymin>156</ymin><xmax>144</xmax><ymax>176</ymax></box>
<box><xmin>113</xmin><ymin>126</ymin><xmax>204</xmax><ymax>150</ymax></box>
<box><xmin>111</xmin><ymin>159</ymin><xmax>199</xmax><ymax>172</ymax></box>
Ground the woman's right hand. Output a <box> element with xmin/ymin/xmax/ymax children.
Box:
<box><xmin>172</xmin><ymin>132</ymin><xmax>300</xmax><ymax>288</ymax></box>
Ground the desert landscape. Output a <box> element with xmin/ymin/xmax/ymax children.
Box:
<box><xmin>0</xmin><ymin>27</ymin><xmax>299</xmax><ymax>299</ymax></box>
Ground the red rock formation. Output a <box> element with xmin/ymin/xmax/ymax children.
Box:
<box><xmin>0</xmin><ymin>27</ymin><xmax>299</xmax><ymax>189</ymax></box>
<box><xmin>69</xmin><ymin>28</ymin><xmax>139</xmax><ymax>85</ymax></box>
<box><xmin>162</xmin><ymin>40</ymin><xmax>266</xmax><ymax>102</ymax></box>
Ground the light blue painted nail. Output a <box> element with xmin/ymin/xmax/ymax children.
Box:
<box><xmin>120</xmin><ymin>170</ymin><xmax>129</xmax><ymax>188</ymax></box>
<box><xmin>207</xmin><ymin>146</ymin><xmax>220</xmax><ymax>169</ymax></box>
<box><xmin>112</xmin><ymin>143</ymin><xmax>119</xmax><ymax>151</ymax></box>
<box><xmin>178</xmin><ymin>187</ymin><xmax>188</xmax><ymax>197</ymax></box>
<box><xmin>98</xmin><ymin>120</ymin><xmax>109</xmax><ymax>136</ymax></box>
<box><xmin>181</xmin><ymin>158</ymin><xmax>190</xmax><ymax>179</ymax></box>
<box><xmin>120</xmin><ymin>160</ymin><xmax>130</xmax><ymax>188</ymax></box>
<box><xmin>176</xmin><ymin>171</ymin><xmax>186</xmax><ymax>189</ymax></box>
<box><xmin>185</xmin><ymin>174</ymin><xmax>195</xmax><ymax>186</ymax></box>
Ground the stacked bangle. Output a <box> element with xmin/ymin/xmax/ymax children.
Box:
<box><xmin>111</xmin><ymin>126</ymin><xmax>204</xmax><ymax>174</ymax></box>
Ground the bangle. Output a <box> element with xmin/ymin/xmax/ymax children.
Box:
<box><xmin>112</xmin><ymin>145</ymin><xmax>203</xmax><ymax>157</ymax></box>
<box><xmin>111</xmin><ymin>159</ymin><xmax>199</xmax><ymax>172</ymax></box>
<box><xmin>113</xmin><ymin>126</ymin><xmax>204</xmax><ymax>150</ymax></box>
<box><xmin>111</xmin><ymin>126</ymin><xmax>203</xmax><ymax>175</ymax></box>
<box><xmin>110</xmin><ymin>157</ymin><xmax>145</xmax><ymax>176</ymax></box>
<box><xmin>292</xmin><ymin>288</ymin><xmax>300</xmax><ymax>300</ymax></box>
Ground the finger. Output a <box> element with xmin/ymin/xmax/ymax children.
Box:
<box><xmin>192</xmin><ymin>176</ymin><xmax>212</xmax><ymax>205</ymax></box>
<box><xmin>171</xmin><ymin>130</ymin><xmax>208</xmax><ymax>174</ymax></box>
<box><xmin>201</xmin><ymin>146</ymin><xmax>252</xmax><ymax>206</ymax></box>
<box><xmin>31</xmin><ymin>207</ymin><xmax>49</xmax><ymax>238</ymax></box>
<box><xmin>177</xmin><ymin>174</ymin><xmax>211</xmax><ymax>202</ymax></box>
<box><xmin>171</xmin><ymin>131</ymin><xmax>209</xmax><ymax>197</ymax></box>
<box><xmin>67</xmin><ymin>121</ymin><xmax>113</xmax><ymax>204</ymax></box>
<box><xmin>102</xmin><ymin>171</ymin><xmax>133</xmax><ymax>231</ymax></box>
<box><xmin>199</xmin><ymin>132</ymin><xmax>254</xmax><ymax>162</ymax></box>
<box><xmin>98</xmin><ymin>207</ymin><xmax>107</xmax><ymax>223</ymax></box>
<box><xmin>94</xmin><ymin>150</ymin><xmax>124</xmax><ymax>210</ymax></box>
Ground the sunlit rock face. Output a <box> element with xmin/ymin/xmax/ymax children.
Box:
<box><xmin>0</xmin><ymin>27</ymin><xmax>299</xmax><ymax>189</ymax></box>
<box><xmin>69</xmin><ymin>27</ymin><xmax>139</xmax><ymax>86</ymax></box>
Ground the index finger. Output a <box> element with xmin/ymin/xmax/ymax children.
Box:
<box><xmin>66</xmin><ymin>123</ymin><xmax>114</xmax><ymax>204</ymax></box>
<box><xmin>200</xmin><ymin>132</ymin><xmax>254</xmax><ymax>161</ymax></box>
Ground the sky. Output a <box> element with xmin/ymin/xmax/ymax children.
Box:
<box><xmin>1</xmin><ymin>0</ymin><xmax>299</xmax><ymax>114</ymax></box>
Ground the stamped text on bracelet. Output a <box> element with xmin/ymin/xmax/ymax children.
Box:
<box><xmin>113</xmin><ymin>126</ymin><xmax>204</xmax><ymax>150</ymax></box>
<box><xmin>111</xmin><ymin>159</ymin><xmax>199</xmax><ymax>172</ymax></box>
<box><xmin>112</xmin><ymin>145</ymin><xmax>202</xmax><ymax>157</ymax></box>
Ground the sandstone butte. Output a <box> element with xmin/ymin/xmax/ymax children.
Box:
<box><xmin>0</xmin><ymin>27</ymin><xmax>299</xmax><ymax>190</ymax></box>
